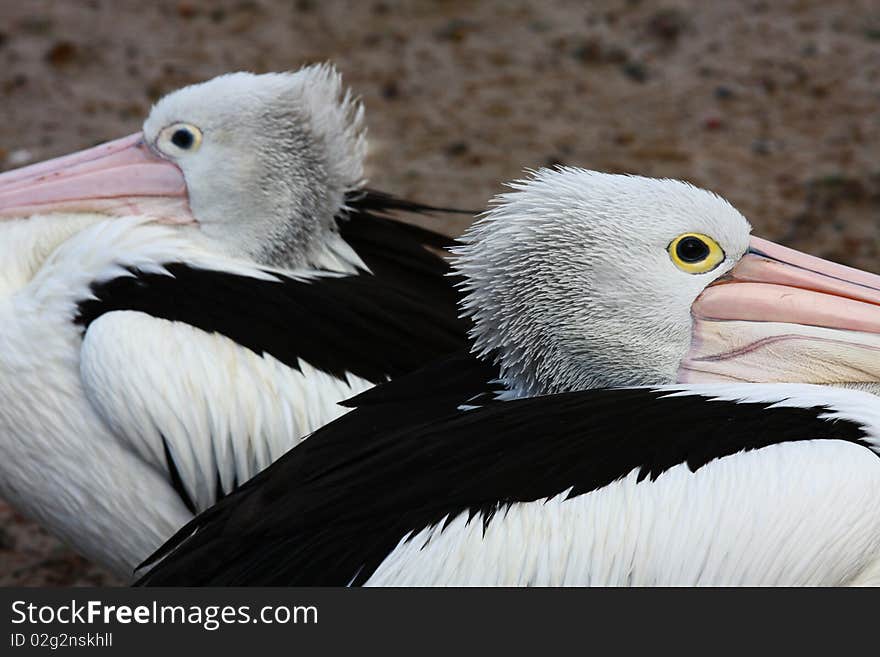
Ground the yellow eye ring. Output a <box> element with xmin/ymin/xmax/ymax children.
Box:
<box><xmin>156</xmin><ymin>122</ymin><xmax>203</xmax><ymax>156</ymax></box>
<box><xmin>667</xmin><ymin>233</ymin><xmax>725</xmax><ymax>274</ymax></box>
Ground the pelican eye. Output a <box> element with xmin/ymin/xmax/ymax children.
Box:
<box><xmin>156</xmin><ymin>122</ymin><xmax>203</xmax><ymax>156</ymax></box>
<box><xmin>668</xmin><ymin>233</ymin><xmax>725</xmax><ymax>274</ymax></box>
<box><xmin>171</xmin><ymin>128</ymin><xmax>195</xmax><ymax>149</ymax></box>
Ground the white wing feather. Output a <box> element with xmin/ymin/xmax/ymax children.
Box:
<box><xmin>366</xmin><ymin>440</ymin><xmax>880</xmax><ymax>586</ymax></box>
<box><xmin>79</xmin><ymin>311</ymin><xmax>373</xmax><ymax>511</ymax></box>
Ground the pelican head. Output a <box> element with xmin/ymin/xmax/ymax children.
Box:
<box><xmin>453</xmin><ymin>167</ymin><xmax>880</xmax><ymax>395</ymax></box>
<box><xmin>0</xmin><ymin>65</ymin><xmax>365</xmax><ymax>267</ymax></box>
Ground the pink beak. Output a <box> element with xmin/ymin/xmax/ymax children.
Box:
<box><xmin>0</xmin><ymin>133</ymin><xmax>195</xmax><ymax>223</ymax></box>
<box><xmin>680</xmin><ymin>237</ymin><xmax>880</xmax><ymax>384</ymax></box>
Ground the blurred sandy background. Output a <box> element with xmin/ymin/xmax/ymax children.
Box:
<box><xmin>0</xmin><ymin>0</ymin><xmax>878</xmax><ymax>585</ymax></box>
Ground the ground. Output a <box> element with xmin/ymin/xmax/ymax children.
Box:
<box><xmin>0</xmin><ymin>0</ymin><xmax>878</xmax><ymax>585</ymax></box>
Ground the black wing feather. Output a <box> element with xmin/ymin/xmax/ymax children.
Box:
<box><xmin>337</xmin><ymin>189</ymin><xmax>472</xmax><ymax>318</ymax></box>
<box><xmin>136</xmin><ymin>387</ymin><xmax>869</xmax><ymax>586</ymax></box>
<box><xmin>335</xmin><ymin>349</ymin><xmax>504</xmax><ymax>434</ymax></box>
<box><xmin>76</xmin><ymin>265</ymin><xmax>467</xmax><ymax>385</ymax></box>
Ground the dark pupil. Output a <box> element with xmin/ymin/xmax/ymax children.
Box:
<box><xmin>676</xmin><ymin>236</ymin><xmax>710</xmax><ymax>263</ymax></box>
<box><xmin>171</xmin><ymin>129</ymin><xmax>194</xmax><ymax>149</ymax></box>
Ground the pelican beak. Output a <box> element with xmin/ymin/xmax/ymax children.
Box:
<box><xmin>679</xmin><ymin>236</ymin><xmax>880</xmax><ymax>384</ymax></box>
<box><xmin>0</xmin><ymin>133</ymin><xmax>195</xmax><ymax>223</ymax></box>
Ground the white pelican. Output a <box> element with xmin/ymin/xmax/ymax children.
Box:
<box><xmin>0</xmin><ymin>66</ymin><xmax>467</xmax><ymax>577</ymax></box>
<box><xmin>136</xmin><ymin>168</ymin><xmax>880</xmax><ymax>586</ymax></box>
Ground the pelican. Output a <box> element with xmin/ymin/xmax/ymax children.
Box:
<box><xmin>0</xmin><ymin>66</ymin><xmax>467</xmax><ymax>577</ymax></box>
<box><xmin>137</xmin><ymin>168</ymin><xmax>880</xmax><ymax>586</ymax></box>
